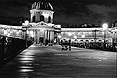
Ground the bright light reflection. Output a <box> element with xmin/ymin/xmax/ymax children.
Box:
<box><xmin>102</xmin><ymin>23</ymin><xmax>108</xmax><ymax>30</ymax></box>
<box><xmin>74</xmin><ymin>35</ymin><xmax>77</xmax><ymax>39</ymax></box>
<box><xmin>19</xmin><ymin>61</ymin><xmax>33</xmax><ymax>63</ymax></box>
<box><xmin>27</xmin><ymin>30</ymin><xmax>29</xmax><ymax>34</ymax></box>
<box><xmin>30</xmin><ymin>45</ymin><xmax>37</xmax><ymax>47</ymax></box>
<box><xmin>24</xmin><ymin>20</ymin><xmax>29</xmax><ymax>26</ymax></box>
<box><xmin>21</xmin><ymin>51</ymin><xmax>35</xmax><ymax>55</ymax></box>
<box><xmin>23</xmin><ymin>52</ymin><xmax>35</xmax><ymax>55</ymax></box>
<box><xmin>19</xmin><ymin>66</ymin><xmax>33</xmax><ymax>68</ymax></box>
<box><xmin>82</xmin><ymin>34</ymin><xmax>85</xmax><ymax>38</ymax></box>
<box><xmin>43</xmin><ymin>14</ymin><xmax>49</xmax><ymax>18</ymax></box>
<box><xmin>4</xmin><ymin>30</ymin><xmax>8</xmax><ymax>35</ymax></box>
<box><xmin>18</xmin><ymin>55</ymin><xmax>34</xmax><ymax>58</ymax></box>
<box><xmin>7</xmin><ymin>33</ymin><xmax>10</xmax><ymax>36</ymax></box>
<box><xmin>58</xmin><ymin>35</ymin><xmax>61</xmax><ymax>38</ymax></box>
<box><xmin>19</xmin><ymin>57</ymin><xmax>34</xmax><ymax>61</ymax></box>
<box><xmin>68</xmin><ymin>32</ymin><xmax>72</xmax><ymax>36</ymax></box>
<box><xmin>30</xmin><ymin>31</ymin><xmax>34</xmax><ymax>37</ymax></box>
<box><xmin>19</xmin><ymin>69</ymin><xmax>34</xmax><ymax>72</ymax></box>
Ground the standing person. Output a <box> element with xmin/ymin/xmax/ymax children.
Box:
<box><xmin>39</xmin><ymin>37</ymin><xmax>43</xmax><ymax>46</ymax></box>
<box><xmin>45</xmin><ymin>39</ymin><xmax>49</xmax><ymax>46</ymax></box>
<box><xmin>68</xmin><ymin>39</ymin><xmax>71</xmax><ymax>51</ymax></box>
<box><xmin>60</xmin><ymin>39</ymin><xmax>65</xmax><ymax>50</ymax></box>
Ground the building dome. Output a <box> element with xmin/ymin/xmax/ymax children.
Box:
<box><xmin>31</xmin><ymin>1</ymin><xmax>53</xmax><ymax>10</ymax></box>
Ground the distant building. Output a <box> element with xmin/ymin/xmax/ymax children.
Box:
<box><xmin>0</xmin><ymin>1</ymin><xmax>61</xmax><ymax>44</ymax></box>
<box><xmin>0</xmin><ymin>1</ymin><xmax>116</xmax><ymax>44</ymax></box>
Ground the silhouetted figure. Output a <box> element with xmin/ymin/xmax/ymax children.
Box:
<box><xmin>45</xmin><ymin>39</ymin><xmax>49</xmax><ymax>46</ymax></box>
<box><xmin>68</xmin><ymin>39</ymin><xmax>71</xmax><ymax>51</ymax></box>
<box><xmin>39</xmin><ymin>37</ymin><xmax>44</xmax><ymax>46</ymax></box>
<box><xmin>60</xmin><ymin>39</ymin><xmax>65</xmax><ymax>50</ymax></box>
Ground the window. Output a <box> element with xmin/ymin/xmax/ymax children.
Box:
<box><xmin>32</xmin><ymin>16</ymin><xmax>36</xmax><ymax>22</ymax></box>
<box><xmin>40</xmin><ymin>15</ymin><xmax>44</xmax><ymax>21</ymax></box>
<box><xmin>48</xmin><ymin>16</ymin><xmax>51</xmax><ymax>23</ymax></box>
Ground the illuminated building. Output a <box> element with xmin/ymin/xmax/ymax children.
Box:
<box><xmin>0</xmin><ymin>1</ymin><xmax>61</xmax><ymax>44</ymax></box>
<box><xmin>0</xmin><ymin>1</ymin><xmax>116</xmax><ymax>45</ymax></box>
<box><xmin>58</xmin><ymin>27</ymin><xmax>117</xmax><ymax>45</ymax></box>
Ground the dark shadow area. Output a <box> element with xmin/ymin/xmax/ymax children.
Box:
<box><xmin>0</xmin><ymin>36</ymin><xmax>33</xmax><ymax>69</ymax></box>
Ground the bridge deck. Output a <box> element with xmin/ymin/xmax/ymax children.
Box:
<box><xmin>0</xmin><ymin>44</ymin><xmax>116</xmax><ymax>78</ymax></box>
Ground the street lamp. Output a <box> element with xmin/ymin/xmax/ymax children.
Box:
<box><xmin>81</xmin><ymin>34</ymin><xmax>85</xmax><ymax>38</ymax></box>
<box><xmin>93</xmin><ymin>29</ymin><xmax>99</xmax><ymax>48</ymax></box>
<box><xmin>58</xmin><ymin>35</ymin><xmax>61</xmax><ymax>39</ymax></box>
<box><xmin>74</xmin><ymin>35</ymin><xmax>77</xmax><ymax>39</ymax></box>
<box><xmin>68</xmin><ymin>32</ymin><xmax>72</xmax><ymax>37</ymax></box>
<box><xmin>102</xmin><ymin>23</ymin><xmax>108</xmax><ymax>50</ymax></box>
<box><xmin>24</xmin><ymin>20</ymin><xmax>29</xmax><ymax>40</ymax></box>
<box><xmin>24</xmin><ymin>20</ymin><xmax>29</xmax><ymax>47</ymax></box>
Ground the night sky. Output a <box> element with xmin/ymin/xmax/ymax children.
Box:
<box><xmin>0</xmin><ymin>0</ymin><xmax>117</xmax><ymax>27</ymax></box>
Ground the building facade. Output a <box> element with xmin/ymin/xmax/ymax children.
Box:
<box><xmin>0</xmin><ymin>1</ymin><xmax>116</xmax><ymax>46</ymax></box>
<box><xmin>0</xmin><ymin>1</ymin><xmax>61</xmax><ymax>44</ymax></box>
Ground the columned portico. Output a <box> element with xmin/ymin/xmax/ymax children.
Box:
<box><xmin>22</xmin><ymin>1</ymin><xmax>60</xmax><ymax>45</ymax></box>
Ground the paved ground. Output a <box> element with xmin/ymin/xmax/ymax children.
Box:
<box><xmin>0</xmin><ymin>44</ymin><xmax>116</xmax><ymax>78</ymax></box>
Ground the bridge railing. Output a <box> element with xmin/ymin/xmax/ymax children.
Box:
<box><xmin>0</xmin><ymin>35</ymin><xmax>33</xmax><ymax>68</ymax></box>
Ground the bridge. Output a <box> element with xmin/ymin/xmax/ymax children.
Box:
<box><xmin>0</xmin><ymin>24</ymin><xmax>116</xmax><ymax>78</ymax></box>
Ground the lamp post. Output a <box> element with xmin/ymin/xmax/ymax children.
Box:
<box><xmin>24</xmin><ymin>20</ymin><xmax>29</xmax><ymax>47</ymax></box>
<box><xmin>102</xmin><ymin>23</ymin><xmax>108</xmax><ymax>50</ymax></box>
<box><xmin>93</xmin><ymin>29</ymin><xmax>99</xmax><ymax>48</ymax></box>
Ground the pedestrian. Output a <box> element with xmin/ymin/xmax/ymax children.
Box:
<box><xmin>60</xmin><ymin>39</ymin><xmax>65</xmax><ymax>50</ymax></box>
<box><xmin>45</xmin><ymin>39</ymin><xmax>49</xmax><ymax>46</ymax></box>
<box><xmin>68</xmin><ymin>39</ymin><xmax>71</xmax><ymax>51</ymax></box>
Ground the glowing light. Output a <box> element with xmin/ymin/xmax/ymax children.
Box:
<box><xmin>19</xmin><ymin>57</ymin><xmax>34</xmax><ymax>61</ymax></box>
<box><xmin>30</xmin><ymin>31</ymin><xmax>34</xmax><ymax>37</ymax></box>
<box><xmin>24</xmin><ymin>20</ymin><xmax>29</xmax><ymax>26</ymax></box>
<box><xmin>102</xmin><ymin>23</ymin><xmax>108</xmax><ymax>30</ymax></box>
<box><xmin>18</xmin><ymin>55</ymin><xmax>34</xmax><ymax>58</ymax></box>
<box><xmin>82</xmin><ymin>34</ymin><xmax>85</xmax><ymax>38</ymax></box>
<box><xmin>4</xmin><ymin>30</ymin><xmax>8</xmax><ymax>35</ymax></box>
<box><xmin>16</xmin><ymin>31</ymin><xmax>19</xmax><ymax>35</ymax></box>
<box><xmin>48</xmin><ymin>23</ymin><xmax>54</xmax><ymax>27</ymax></box>
<box><xmin>7</xmin><ymin>33</ymin><xmax>10</xmax><ymax>36</ymax></box>
<box><xmin>42</xmin><ymin>13</ymin><xmax>49</xmax><ymax>18</ymax></box>
<box><xmin>68</xmin><ymin>32</ymin><xmax>72</xmax><ymax>36</ymax></box>
<box><xmin>26</xmin><ymin>30</ymin><xmax>29</xmax><ymax>34</ymax></box>
<box><xmin>19</xmin><ymin>61</ymin><xmax>33</xmax><ymax>63</ymax></box>
<box><xmin>19</xmin><ymin>69</ymin><xmax>34</xmax><ymax>72</ymax></box>
<box><xmin>74</xmin><ymin>35</ymin><xmax>77</xmax><ymax>39</ymax></box>
<box><xmin>19</xmin><ymin>66</ymin><xmax>33</xmax><ymax>68</ymax></box>
<box><xmin>30</xmin><ymin>31</ymin><xmax>33</xmax><ymax>35</ymax></box>
<box><xmin>58</xmin><ymin>35</ymin><xmax>61</xmax><ymax>38</ymax></box>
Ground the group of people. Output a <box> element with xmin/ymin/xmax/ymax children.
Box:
<box><xmin>39</xmin><ymin>37</ymin><xmax>49</xmax><ymax>46</ymax></box>
<box><xmin>60</xmin><ymin>39</ymin><xmax>71</xmax><ymax>51</ymax></box>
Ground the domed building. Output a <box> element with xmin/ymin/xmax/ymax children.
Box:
<box><xmin>30</xmin><ymin>1</ymin><xmax>54</xmax><ymax>23</ymax></box>
<box><xmin>0</xmin><ymin>1</ymin><xmax>116</xmax><ymax>47</ymax></box>
<box><xmin>22</xmin><ymin>1</ymin><xmax>61</xmax><ymax>44</ymax></box>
